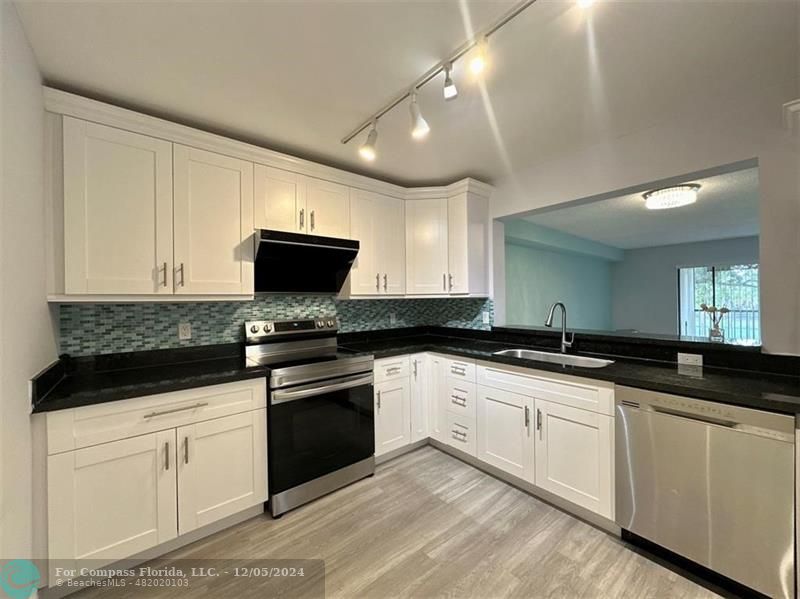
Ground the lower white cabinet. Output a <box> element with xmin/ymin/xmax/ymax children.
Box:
<box><xmin>46</xmin><ymin>380</ymin><xmax>268</xmax><ymax>568</ymax></box>
<box><xmin>375</xmin><ymin>378</ymin><xmax>411</xmax><ymax>456</ymax></box>
<box><xmin>534</xmin><ymin>399</ymin><xmax>613</xmax><ymax>519</ymax></box>
<box><xmin>48</xmin><ymin>430</ymin><xmax>178</xmax><ymax>568</ymax></box>
<box><xmin>476</xmin><ymin>385</ymin><xmax>534</xmax><ymax>481</ymax></box>
<box><xmin>428</xmin><ymin>354</ymin><xmax>448</xmax><ymax>443</ymax></box>
<box><xmin>177</xmin><ymin>410</ymin><xmax>267</xmax><ymax>535</ymax></box>
<box><xmin>410</xmin><ymin>354</ymin><xmax>428</xmax><ymax>442</ymax></box>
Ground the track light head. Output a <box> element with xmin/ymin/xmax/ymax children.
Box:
<box><xmin>358</xmin><ymin>121</ymin><xmax>378</xmax><ymax>161</ymax></box>
<box><xmin>443</xmin><ymin>63</ymin><xmax>458</xmax><ymax>101</ymax></box>
<box><xmin>470</xmin><ymin>37</ymin><xmax>488</xmax><ymax>75</ymax></box>
<box><xmin>409</xmin><ymin>91</ymin><xmax>430</xmax><ymax>140</ymax></box>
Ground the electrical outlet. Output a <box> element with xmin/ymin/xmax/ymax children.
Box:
<box><xmin>677</xmin><ymin>352</ymin><xmax>702</xmax><ymax>367</ymax></box>
<box><xmin>482</xmin><ymin>311</ymin><xmax>491</xmax><ymax>324</ymax></box>
<box><xmin>178</xmin><ymin>322</ymin><xmax>192</xmax><ymax>341</ymax></box>
<box><xmin>389</xmin><ymin>312</ymin><xmax>397</xmax><ymax>325</ymax></box>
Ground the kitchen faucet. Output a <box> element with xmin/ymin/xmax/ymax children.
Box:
<box><xmin>545</xmin><ymin>302</ymin><xmax>574</xmax><ymax>354</ymax></box>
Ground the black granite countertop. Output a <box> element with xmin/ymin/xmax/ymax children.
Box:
<box><xmin>339</xmin><ymin>333</ymin><xmax>800</xmax><ymax>414</ymax></box>
<box><xmin>32</xmin><ymin>329</ymin><xmax>800</xmax><ymax>415</ymax></box>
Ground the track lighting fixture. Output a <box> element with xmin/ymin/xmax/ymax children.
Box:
<box><xmin>469</xmin><ymin>38</ymin><xmax>488</xmax><ymax>75</ymax></box>
<box><xmin>409</xmin><ymin>91</ymin><xmax>430</xmax><ymax>140</ymax></box>
<box><xmin>358</xmin><ymin>121</ymin><xmax>378</xmax><ymax>161</ymax></box>
<box><xmin>443</xmin><ymin>63</ymin><xmax>458</xmax><ymax>100</ymax></box>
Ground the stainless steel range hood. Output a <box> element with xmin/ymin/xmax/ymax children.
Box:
<box><xmin>254</xmin><ymin>229</ymin><xmax>359</xmax><ymax>293</ymax></box>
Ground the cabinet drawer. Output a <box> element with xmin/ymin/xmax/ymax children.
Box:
<box><xmin>445</xmin><ymin>380</ymin><xmax>476</xmax><ymax>419</ymax></box>
<box><xmin>47</xmin><ymin>378</ymin><xmax>267</xmax><ymax>455</ymax></box>
<box><xmin>445</xmin><ymin>357</ymin><xmax>476</xmax><ymax>382</ymax></box>
<box><xmin>477</xmin><ymin>362</ymin><xmax>614</xmax><ymax>416</ymax></box>
<box><xmin>445</xmin><ymin>413</ymin><xmax>476</xmax><ymax>457</ymax></box>
<box><xmin>374</xmin><ymin>356</ymin><xmax>410</xmax><ymax>383</ymax></box>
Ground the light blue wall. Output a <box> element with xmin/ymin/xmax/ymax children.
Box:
<box><xmin>505</xmin><ymin>242</ymin><xmax>613</xmax><ymax>329</ymax></box>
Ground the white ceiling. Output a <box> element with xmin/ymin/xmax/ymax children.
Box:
<box><xmin>13</xmin><ymin>1</ymin><xmax>799</xmax><ymax>186</ymax></box>
<box><xmin>521</xmin><ymin>167</ymin><xmax>760</xmax><ymax>249</ymax></box>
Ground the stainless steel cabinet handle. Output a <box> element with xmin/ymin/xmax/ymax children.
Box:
<box><xmin>413</xmin><ymin>360</ymin><xmax>418</xmax><ymax>378</ymax></box>
<box><xmin>164</xmin><ymin>441</ymin><xmax>170</xmax><ymax>470</ymax></box>
<box><xmin>386</xmin><ymin>367</ymin><xmax>402</xmax><ymax>375</ymax></box>
<box><xmin>376</xmin><ymin>273</ymin><xmax>380</xmax><ymax>292</ymax></box>
<box><xmin>299</xmin><ymin>208</ymin><xmax>305</xmax><ymax>230</ymax></box>
<box><xmin>450</xmin><ymin>365</ymin><xmax>466</xmax><ymax>375</ymax></box>
<box><xmin>176</xmin><ymin>262</ymin><xmax>185</xmax><ymax>287</ymax></box>
<box><xmin>443</xmin><ymin>273</ymin><xmax>446</xmax><ymax>291</ymax></box>
<box><xmin>183</xmin><ymin>436</ymin><xmax>189</xmax><ymax>464</ymax></box>
<box><xmin>525</xmin><ymin>405</ymin><xmax>530</xmax><ymax>431</ymax></box>
<box><xmin>451</xmin><ymin>395</ymin><xmax>467</xmax><ymax>407</ymax></box>
<box><xmin>310</xmin><ymin>210</ymin><xmax>315</xmax><ymax>231</ymax></box>
<box><xmin>451</xmin><ymin>429</ymin><xmax>467</xmax><ymax>442</ymax></box>
<box><xmin>383</xmin><ymin>274</ymin><xmax>387</xmax><ymax>291</ymax></box>
<box><xmin>160</xmin><ymin>262</ymin><xmax>168</xmax><ymax>287</ymax></box>
<box><xmin>537</xmin><ymin>408</ymin><xmax>542</xmax><ymax>439</ymax></box>
<box><xmin>377</xmin><ymin>390</ymin><xmax>382</xmax><ymax>411</ymax></box>
<box><xmin>144</xmin><ymin>401</ymin><xmax>208</xmax><ymax>419</ymax></box>
<box><xmin>448</xmin><ymin>273</ymin><xmax>453</xmax><ymax>291</ymax></box>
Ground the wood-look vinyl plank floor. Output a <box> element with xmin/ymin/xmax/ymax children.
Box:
<box><xmin>75</xmin><ymin>446</ymin><xmax>721</xmax><ymax>599</ymax></box>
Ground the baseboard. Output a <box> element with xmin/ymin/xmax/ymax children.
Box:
<box><xmin>39</xmin><ymin>505</ymin><xmax>264</xmax><ymax>599</ymax></box>
<box><xmin>375</xmin><ymin>439</ymin><xmax>428</xmax><ymax>465</ymax></box>
<box><xmin>427</xmin><ymin>438</ymin><xmax>620</xmax><ymax>535</ymax></box>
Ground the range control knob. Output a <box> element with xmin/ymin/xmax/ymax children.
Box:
<box><xmin>249</xmin><ymin>325</ymin><xmax>260</xmax><ymax>334</ymax></box>
<box><xmin>316</xmin><ymin>320</ymin><xmax>324</xmax><ymax>328</ymax></box>
<box><xmin>263</xmin><ymin>323</ymin><xmax>272</xmax><ymax>333</ymax></box>
<box><xmin>327</xmin><ymin>319</ymin><xmax>335</xmax><ymax>328</ymax></box>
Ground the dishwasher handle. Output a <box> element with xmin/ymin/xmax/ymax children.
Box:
<box><xmin>651</xmin><ymin>406</ymin><xmax>738</xmax><ymax>428</ymax></box>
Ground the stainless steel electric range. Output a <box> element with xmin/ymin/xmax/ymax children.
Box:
<box><xmin>245</xmin><ymin>317</ymin><xmax>374</xmax><ymax>517</ymax></box>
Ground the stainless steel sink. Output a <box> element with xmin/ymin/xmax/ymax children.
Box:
<box><xmin>492</xmin><ymin>348</ymin><xmax>614</xmax><ymax>368</ymax></box>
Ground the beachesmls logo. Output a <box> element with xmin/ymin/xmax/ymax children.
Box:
<box><xmin>0</xmin><ymin>560</ymin><xmax>39</xmax><ymax>599</ymax></box>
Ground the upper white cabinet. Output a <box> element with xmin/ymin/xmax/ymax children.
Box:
<box><xmin>405</xmin><ymin>192</ymin><xmax>489</xmax><ymax>296</ymax></box>
<box><xmin>63</xmin><ymin>117</ymin><xmax>173</xmax><ymax>294</ymax></box>
<box><xmin>405</xmin><ymin>198</ymin><xmax>449</xmax><ymax>294</ymax></box>
<box><xmin>349</xmin><ymin>189</ymin><xmax>405</xmax><ymax>296</ymax></box>
<box><xmin>254</xmin><ymin>165</ymin><xmax>306</xmax><ymax>233</ymax></box>
<box><xmin>173</xmin><ymin>145</ymin><xmax>254</xmax><ymax>295</ymax></box>
<box><xmin>306</xmin><ymin>178</ymin><xmax>350</xmax><ymax>238</ymax></box>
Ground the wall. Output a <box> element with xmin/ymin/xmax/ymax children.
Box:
<box><xmin>611</xmin><ymin>236</ymin><xmax>759</xmax><ymax>336</ymax></box>
<box><xmin>490</xmin><ymin>82</ymin><xmax>800</xmax><ymax>355</ymax></box>
<box><xmin>505</xmin><ymin>242</ymin><xmax>612</xmax><ymax>330</ymax></box>
<box><xmin>0</xmin><ymin>2</ymin><xmax>58</xmax><ymax>564</ymax></box>
<box><xmin>59</xmin><ymin>297</ymin><xmax>494</xmax><ymax>356</ymax></box>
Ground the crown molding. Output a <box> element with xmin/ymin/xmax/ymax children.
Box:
<box><xmin>43</xmin><ymin>87</ymin><xmax>492</xmax><ymax>202</ymax></box>
<box><xmin>782</xmin><ymin>98</ymin><xmax>800</xmax><ymax>133</ymax></box>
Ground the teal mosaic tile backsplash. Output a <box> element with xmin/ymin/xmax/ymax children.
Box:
<box><xmin>59</xmin><ymin>297</ymin><xmax>494</xmax><ymax>356</ymax></box>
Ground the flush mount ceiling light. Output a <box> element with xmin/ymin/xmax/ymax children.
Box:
<box><xmin>409</xmin><ymin>91</ymin><xmax>430</xmax><ymax>140</ymax></box>
<box><xmin>643</xmin><ymin>184</ymin><xmax>701</xmax><ymax>210</ymax></box>
<box><xmin>358</xmin><ymin>121</ymin><xmax>378</xmax><ymax>161</ymax></box>
<box><xmin>443</xmin><ymin>63</ymin><xmax>458</xmax><ymax>100</ymax></box>
<box><xmin>340</xmin><ymin>0</ymin><xmax>538</xmax><ymax>156</ymax></box>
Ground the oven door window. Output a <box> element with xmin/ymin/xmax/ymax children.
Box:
<box><xmin>269</xmin><ymin>380</ymin><xmax>374</xmax><ymax>494</ymax></box>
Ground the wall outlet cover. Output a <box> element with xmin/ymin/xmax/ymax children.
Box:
<box><xmin>677</xmin><ymin>352</ymin><xmax>703</xmax><ymax>367</ymax></box>
<box><xmin>482</xmin><ymin>311</ymin><xmax>491</xmax><ymax>324</ymax></box>
<box><xmin>389</xmin><ymin>312</ymin><xmax>397</xmax><ymax>325</ymax></box>
<box><xmin>178</xmin><ymin>322</ymin><xmax>192</xmax><ymax>340</ymax></box>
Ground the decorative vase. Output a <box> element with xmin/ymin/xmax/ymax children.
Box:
<box><xmin>709</xmin><ymin>327</ymin><xmax>725</xmax><ymax>343</ymax></box>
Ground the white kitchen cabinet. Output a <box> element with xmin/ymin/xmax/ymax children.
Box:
<box><xmin>306</xmin><ymin>177</ymin><xmax>350</xmax><ymax>238</ymax></box>
<box><xmin>177</xmin><ymin>409</ymin><xmax>267</xmax><ymax>535</ymax></box>
<box><xmin>410</xmin><ymin>354</ymin><xmax>428</xmax><ymax>442</ymax></box>
<box><xmin>445</xmin><ymin>413</ymin><xmax>477</xmax><ymax>456</ymax></box>
<box><xmin>254</xmin><ymin>165</ymin><xmax>307</xmax><ymax>233</ymax></box>
<box><xmin>534</xmin><ymin>399</ymin><xmax>613</xmax><ymax>518</ymax></box>
<box><xmin>63</xmin><ymin>117</ymin><xmax>173</xmax><ymax>294</ymax></box>
<box><xmin>375</xmin><ymin>378</ymin><xmax>411</xmax><ymax>456</ymax></box>
<box><xmin>405</xmin><ymin>198</ymin><xmax>449</xmax><ymax>294</ymax></box>
<box><xmin>173</xmin><ymin>145</ymin><xmax>254</xmax><ymax>295</ymax></box>
<box><xmin>447</xmin><ymin>192</ymin><xmax>489</xmax><ymax>295</ymax></box>
<box><xmin>47</xmin><ymin>429</ymin><xmax>178</xmax><ymax>567</ymax></box>
<box><xmin>349</xmin><ymin>189</ymin><xmax>405</xmax><ymax>295</ymax></box>
<box><xmin>476</xmin><ymin>385</ymin><xmax>534</xmax><ymax>481</ymax></box>
<box><xmin>428</xmin><ymin>354</ymin><xmax>448</xmax><ymax>443</ymax></box>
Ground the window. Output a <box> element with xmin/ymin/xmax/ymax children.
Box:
<box><xmin>678</xmin><ymin>263</ymin><xmax>760</xmax><ymax>344</ymax></box>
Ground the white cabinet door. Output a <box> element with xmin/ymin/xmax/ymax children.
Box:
<box><xmin>375</xmin><ymin>378</ymin><xmax>411</xmax><ymax>456</ymax></box>
<box><xmin>63</xmin><ymin>117</ymin><xmax>173</xmax><ymax>294</ymax></box>
<box><xmin>173</xmin><ymin>145</ymin><xmax>254</xmax><ymax>295</ymax></box>
<box><xmin>349</xmin><ymin>189</ymin><xmax>380</xmax><ymax>295</ymax></box>
<box><xmin>48</xmin><ymin>430</ymin><xmax>177</xmax><ymax>567</ymax></box>
<box><xmin>410</xmin><ymin>354</ymin><xmax>428</xmax><ymax>442</ymax></box>
<box><xmin>379</xmin><ymin>195</ymin><xmax>406</xmax><ymax>295</ymax></box>
<box><xmin>405</xmin><ymin>198</ymin><xmax>449</xmax><ymax>294</ymax></box>
<box><xmin>428</xmin><ymin>355</ymin><xmax>447</xmax><ymax>443</ymax></box>
<box><xmin>534</xmin><ymin>399</ymin><xmax>613</xmax><ymax>518</ymax></box>
<box><xmin>254</xmin><ymin>165</ymin><xmax>307</xmax><ymax>233</ymax></box>
<box><xmin>306</xmin><ymin>178</ymin><xmax>350</xmax><ymax>238</ymax></box>
<box><xmin>447</xmin><ymin>193</ymin><xmax>469</xmax><ymax>294</ymax></box>
<box><xmin>177</xmin><ymin>410</ymin><xmax>267</xmax><ymax>535</ymax></box>
<box><xmin>477</xmin><ymin>385</ymin><xmax>534</xmax><ymax>482</ymax></box>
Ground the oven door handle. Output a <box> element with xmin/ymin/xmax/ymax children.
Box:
<box><xmin>271</xmin><ymin>373</ymin><xmax>374</xmax><ymax>405</ymax></box>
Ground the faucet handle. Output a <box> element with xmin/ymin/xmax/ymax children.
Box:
<box><xmin>564</xmin><ymin>332</ymin><xmax>575</xmax><ymax>348</ymax></box>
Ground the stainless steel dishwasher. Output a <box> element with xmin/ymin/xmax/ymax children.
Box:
<box><xmin>615</xmin><ymin>386</ymin><xmax>795</xmax><ymax>598</ymax></box>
